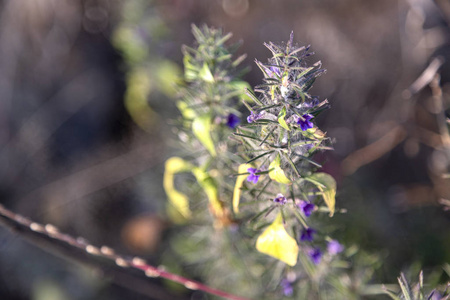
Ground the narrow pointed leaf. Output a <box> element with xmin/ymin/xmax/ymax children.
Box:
<box><xmin>246</xmin><ymin>150</ymin><xmax>274</xmax><ymax>164</ymax></box>
<box><xmin>233</xmin><ymin>164</ymin><xmax>251</xmax><ymax>213</ymax></box>
<box><xmin>398</xmin><ymin>273</ymin><xmax>413</xmax><ymax>300</ymax></box>
<box><xmin>382</xmin><ymin>285</ymin><xmax>401</xmax><ymax>300</ymax></box>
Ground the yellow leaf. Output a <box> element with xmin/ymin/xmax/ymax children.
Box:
<box><xmin>165</xmin><ymin>189</ymin><xmax>191</xmax><ymax>223</ymax></box>
<box><xmin>232</xmin><ymin>164</ymin><xmax>251</xmax><ymax>213</ymax></box>
<box><xmin>199</xmin><ymin>62</ymin><xmax>214</xmax><ymax>82</ymax></box>
<box><xmin>177</xmin><ymin>101</ymin><xmax>196</xmax><ymax>120</ymax></box>
<box><xmin>308</xmin><ymin>172</ymin><xmax>336</xmax><ymax>216</ymax></box>
<box><xmin>277</xmin><ymin>107</ymin><xmax>290</xmax><ymax>131</ymax></box>
<box><xmin>155</xmin><ymin>60</ymin><xmax>181</xmax><ymax>97</ymax></box>
<box><xmin>256</xmin><ymin>213</ymin><xmax>299</xmax><ymax>266</ymax></box>
<box><xmin>183</xmin><ymin>54</ymin><xmax>197</xmax><ymax>82</ymax></box>
<box><xmin>165</xmin><ymin>157</ymin><xmax>193</xmax><ymax>173</ymax></box>
<box><xmin>163</xmin><ymin>157</ymin><xmax>194</xmax><ymax>222</ymax></box>
<box><xmin>192</xmin><ymin>168</ymin><xmax>224</xmax><ymax>217</ymax></box>
<box><xmin>311</xmin><ymin>127</ymin><xmax>325</xmax><ymax>139</ymax></box>
<box><xmin>124</xmin><ymin>69</ymin><xmax>155</xmax><ymax>130</ymax></box>
<box><xmin>192</xmin><ymin>114</ymin><xmax>217</xmax><ymax>156</ymax></box>
<box><xmin>269</xmin><ymin>154</ymin><xmax>292</xmax><ymax>184</ymax></box>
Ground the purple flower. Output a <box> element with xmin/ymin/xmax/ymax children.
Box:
<box><xmin>247</xmin><ymin>111</ymin><xmax>264</xmax><ymax>123</ymax></box>
<box><xmin>296</xmin><ymin>114</ymin><xmax>314</xmax><ymax>131</ymax></box>
<box><xmin>269</xmin><ymin>66</ymin><xmax>282</xmax><ymax>77</ymax></box>
<box><xmin>263</xmin><ymin>65</ymin><xmax>282</xmax><ymax>78</ymax></box>
<box><xmin>226</xmin><ymin>113</ymin><xmax>240</xmax><ymax>129</ymax></box>
<box><xmin>247</xmin><ymin>168</ymin><xmax>261</xmax><ymax>184</ymax></box>
<box><xmin>308</xmin><ymin>247</ymin><xmax>322</xmax><ymax>265</ymax></box>
<box><xmin>280</xmin><ymin>279</ymin><xmax>293</xmax><ymax>297</ymax></box>
<box><xmin>327</xmin><ymin>240</ymin><xmax>344</xmax><ymax>255</ymax></box>
<box><xmin>300</xmin><ymin>228</ymin><xmax>315</xmax><ymax>242</ymax></box>
<box><xmin>273</xmin><ymin>193</ymin><xmax>287</xmax><ymax>205</ymax></box>
<box><xmin>298</xmin><ymin>200</ymin><xmax>315</xmax><ymax>217</ymax></box>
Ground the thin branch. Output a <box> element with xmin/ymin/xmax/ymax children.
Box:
<box><xmin>0</xmin><ymin>204</ymin><xmax>251</xmax><ymax>300</ymax></box>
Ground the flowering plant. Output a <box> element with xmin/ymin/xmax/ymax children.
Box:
<box><xmin>232</xmin><ymin>32</ymin><xmax>338</xmax><ymax>267</ymax></box>
<box><xmin>163</xmin><ymin>26</ymin><xmax>356</xmax><ymax>299</ymax></box>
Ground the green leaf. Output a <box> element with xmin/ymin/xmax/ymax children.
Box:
<box><xmin>295</xmin><ymin>66</ymin><xmax>314</xmax><ymax>80</ymax></box>
<box><xmin>307</xmin><ymin>172</ymin><xmax>336</xmax><ymax>216</ymax></box>
<box><xmin>199</xmin><ymin>62</ymin><xmax>214</xmax><ymax>82</ymax></box>
<box><xmin>269</xmin><ymin>154</ymin><xmax>292</xmax><ymax>184</ymax></box>
<box><xmin>256</xmin><ymin>213</ymin><xmax>299</xmax><ymax>266</ymax></box>
<box><xmin>382</xmin><ymin>285</ymin><xmax>401</xmax><ymax>300</ymax></box>
<box><xmin>398</xmin><ymin>273</ymin><xmax>413</xmax><ymax>300</ymax></box>
<box><xmin>244</xmin><ymin>88</ymin><xmax>262</xmax><ymax>105</ymax></box>
<box><xmin>246</xmin><ymin>150</ymin><xmax>274</xmax><ymax>164</ymax></box>
<box><xmin>192</xmin><ymin>114</ymin><xmax>216</xmax><ymax>156</ymax></box>
<box><xmin>232</xmin><ymin>53</ymin><xmax>247</xmax><ymax>67</ymax></box>
<box><xmin>277</xmin><ymin>107</ymin><xmax>290</xmax><ymax>130</ymax></box>
<box><xmin>233</xmin><ymin>164</ymin><xmax>251</xmax><ymax>213</ymax></box>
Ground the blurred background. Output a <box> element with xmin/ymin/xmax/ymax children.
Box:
<box><xmin>0</xmin><ymin>0</ymin><xmax>449</xmax><ymax>299</ymax></box>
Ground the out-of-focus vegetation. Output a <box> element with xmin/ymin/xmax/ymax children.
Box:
<box><xmin>0</xmin><ymin>0</ymin><xmax>449</xmax><ymax>299</ymax></box>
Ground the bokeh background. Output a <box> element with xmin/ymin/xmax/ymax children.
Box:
<box><xmin>0</xmin><ymin>0</ymin><xmax>449</xmax><ymax>299</ymax></box>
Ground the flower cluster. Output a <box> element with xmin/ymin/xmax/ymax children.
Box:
<box><xmin>231</xmin><ymin>33</ymin><xmax>346</xmax><ymax>296</ymax></box>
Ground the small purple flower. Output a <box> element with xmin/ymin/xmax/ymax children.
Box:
<box><xmin>270</xmin><ymin>66</ymin><xmax>282</xmax><ymax>77</ymax></box>
<box><xmin>327</xmin><ymin>240</ymin><xmax>344</xmax><ymax>255</ymax></box>
<box><xmin>280</xmin><ymin>279</ymin><xmax>293</xmax><ymax>297</ymax></box>
<box><xmin>296</xmin><ymin>114</ymin><xmax>314</xmax><ymax>131</ymax></box>
<box><xmin>300</xmin><ymin>228</ymin><xmax>315</xmax><ymax>242</ymax></box>
<box><xmin>273</xmin><ymin>193</ymin><xmax>287</xmax><ymax>205</ymax></box>
<box><xmin>298</xmin><ymin>200</ymin><xmax>315</xmax><ymax>217</ymax></box>
<box><xmin>247</xmin><ymin>111</ymin><xmax>264</xmax><ymax>123</ymax></box>
<box><xmin>263</xmin><ymin>65</ymin><xmax>282</xmax><ymax>78</ymax></box>
<box><xmin>308</xmin><ymin>247</ymin><xmax>322</xmax><ymax>265</ymax></box>
<box><xmin>226</xmin><ymin>113</ymin><xmax>240</xmax><ymax>129</ymax></box>
<box><xmin>247</xmin><ymin>168</ymin><xmax>261</xmax><ymax>184</ymax></box>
